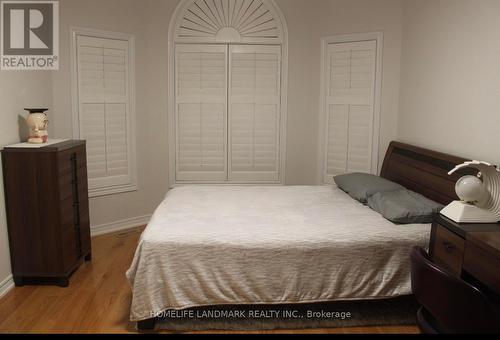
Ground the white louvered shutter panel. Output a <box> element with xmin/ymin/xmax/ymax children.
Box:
<box><xmin>175</xmin><ymin>44</ymin><xmax>227</xmax><ymax>181</ymax></box>
<box><xmin>229</xmin><ymin>45</ymin><xmax>281</xmax><ymax>182</ymax></box>
<box><xmin>325</xmin><ymin>40</ymin><xmax>376</xmax><ymax>182</ymax></box>
<box><xmin>76</xmin><ymin>35</ymin><xmax>133</xmax><ymax>192</ymax></box>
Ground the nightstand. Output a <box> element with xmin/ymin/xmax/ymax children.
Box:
<box><xmin>429</xmin><ymin>214</ymin><xmax>500</xmax><ymax>296</ymax></box>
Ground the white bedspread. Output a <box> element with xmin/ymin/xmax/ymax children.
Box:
<box><xmin>126</xmin><ymin>185</ymin><xmax>430</xmax><ymax>321</ymax></box>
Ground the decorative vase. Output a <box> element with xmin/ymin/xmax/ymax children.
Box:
<box><xmin>25</xmin><ymin>108</ymin><xmax>49</xmax><ymax>144</ymax></box>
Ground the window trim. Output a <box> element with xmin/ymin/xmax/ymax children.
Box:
<box><xmin>318</xmin><ymin>32</ymin><xmax>383</xmax><ymax>184</ymax></box>
<box><xmin>70</xmin><ymin>26</ymin><xmax>137</xmax><ymax>198</ymax></box>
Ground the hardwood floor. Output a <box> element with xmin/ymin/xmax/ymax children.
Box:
<box><xmin>0</xmin><ymin>227</ymin><xmax>419</xmax><ymax>334</ymax></box>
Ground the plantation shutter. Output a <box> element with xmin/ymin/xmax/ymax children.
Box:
<box><xmin>175</xmin><ymin>44</ymin><xmax>228</xmax><ymax>181</ymax></box>
<box><xmin>76</xmin><ymin>35</ymin><xmax>133</xmax><ymax>193</ymax></box>
<box><xmin>228</xmin><ymin>45</ymin><xmax>281</xmax><ymax>182</ymax></box>
<box><xmin>325</xmin><ymin>40</ymin><xmax>376</xmax><ymax>182</ymax></box>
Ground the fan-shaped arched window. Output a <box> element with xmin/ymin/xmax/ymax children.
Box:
<box><xmin>167</xmin><ymin>0</ymin><xmax>288</xmax><ymax>185</ymax></box>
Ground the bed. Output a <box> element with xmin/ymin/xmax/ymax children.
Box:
<box><xmin>126</xmin><ymin>141</ymin><xmax>471</xmax><ymax>329</ymax></box>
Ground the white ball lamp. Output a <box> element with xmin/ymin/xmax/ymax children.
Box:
<box><xmin>441</xmin><ymin>161</ymin><xmax>500</xmax><ymax>223</ymax></box>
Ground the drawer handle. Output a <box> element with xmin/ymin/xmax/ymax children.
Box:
<box><xmin>442</xmin><ymin>241</ymin><xmax>455</xmax><ymax>253</ymax></box>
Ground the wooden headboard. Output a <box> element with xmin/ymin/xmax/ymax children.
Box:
<box><xmin>380</xmin><ymin>141</ymin><xmax>476</xmax><ymax>205</ymax></box>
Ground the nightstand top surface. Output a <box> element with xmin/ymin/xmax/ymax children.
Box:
<box><xmin>435</xmin><ymin>214</ymin><xmax>500</xmax><ymax>237</ymax></box>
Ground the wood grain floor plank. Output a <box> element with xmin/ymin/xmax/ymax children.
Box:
<box><xmin>0</xmin><ymin>226</ymin><xmax>419</xmax><ymax>334</ymax></box>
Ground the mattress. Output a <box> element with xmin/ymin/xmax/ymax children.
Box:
<box><xmin>126</xmin><ymin>185</ymin><xmax>430</xmax><ymax>321</ymax></box>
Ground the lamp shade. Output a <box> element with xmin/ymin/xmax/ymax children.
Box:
<box><xmin>455</xmin><ymin>175</ymin><xmax>484</xmax><ymax>203</ymax></box>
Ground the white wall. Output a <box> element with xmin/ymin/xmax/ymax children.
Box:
<box><xmin>0</xmin><ymin>0</ymin><xmax>404</xmax><ymax>290</ymax></box>
<box><xmin>258</xmin><ymin>0</ymin><xmax>405</xmax><ymax>183</ymax></box>
<box><xmin>311</xmin><ymin>0</ymin><xmax>404</xmax><ymax>179</ymax></box>
<box><xmin>302</xmin><ymin>0</ymin><xmax>402</xmax><ymax>183</ymax></box>
<box><xmin>0</xmin><ymin>71</ymin><xmax>52</xmax><ymax>292</ymax></box>
<box><xmin>52</xmin><ymin>0</ymin><xmax>405</xmax><ymax>224</ymax></box>
<box><xmin>398</xmin><ymin>0</ymin><xmax>500</xmax><ymax>163</ymax></box>
<box><xmin>52</xmin><ymin>0</ymin><xmax>169</xmax><ymax>229</ymax></box>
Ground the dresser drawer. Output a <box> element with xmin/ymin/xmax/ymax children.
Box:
<box><xmin>464</xmin><ymin>240</ymin><xmax>500</xmax><ymax>295</ymax></box>
<box><xmin>57</xmin><ymin>146</ymin><xmax>86</xmax><ymax>175</ymax></box>
<box><xmin>432</xmin><ymin>224</ymin><xmax>465</xmax><ymax>275</ymax></box>
<box><xmin>59</xmin><ymin>167</ymin><xmax>88</xmax><ymax>201</ymax></box>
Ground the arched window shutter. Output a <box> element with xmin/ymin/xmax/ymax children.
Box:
<box><xmin>169</xmin><ymin>0</ymin><xmax>288</xmax><ymax>185</ymax></box>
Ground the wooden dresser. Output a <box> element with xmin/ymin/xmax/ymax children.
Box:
<box><xmin>1</xmin><ymin>140</ymin><xmax>91</xmax><ymax>287</ymax></box>
<box><xmin>430</xmin><ymin>214</ymin><xmax>500</xmax><ymax>296</ymax></box>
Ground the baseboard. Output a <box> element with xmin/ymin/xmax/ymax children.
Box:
<box><xmin>0</xmin><ymin>275</ymin><xmax>14</xmax><ymax>299</ymax></box>
<box><xmin>91</xmin><ymin>214</ymin><xmax>151</xmax><ymax>237</ymax></box>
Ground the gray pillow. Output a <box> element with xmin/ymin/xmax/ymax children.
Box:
<box><xmin>334</xmin><ymin>173</ymin><xmax>404</xmax><ymax>203</ymax></box>
<box><xmin>367</xmin><ymin>190</ymin><xmax>444</xmax><ymax>224</ymax></box>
